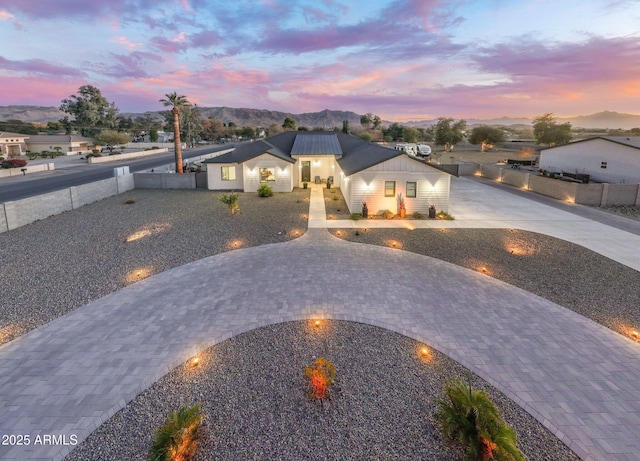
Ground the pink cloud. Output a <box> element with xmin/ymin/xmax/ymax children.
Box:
<box><xmin>0</xmin><ymin>76</ymin><xmax>85</xmax><ymax>107</ymax></box>
<box><xmin>0</xmin><ymin>56</ymin><xmax>86</xmax><ymax>78</ymax></box>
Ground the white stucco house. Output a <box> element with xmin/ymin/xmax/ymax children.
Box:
<box><xmin>205</xmin><ymin>131</ymin><xmax>451</xmax><ymax>214</ymax></box>
<box><xmin>539</xmin><ymin>136</ymin><xmax>640</xmax><ymax>184</ymax></box>
<box><xmin>0</xmin><ymin>132</ymin><xmax>29</xmax><ymax>158</ymax></box>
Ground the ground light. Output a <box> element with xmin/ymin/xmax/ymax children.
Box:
<box><xmin>418</xmin><ymin>345</ymin><xmax>433</xmax><ymax>363</ymax></box>
<box><xmin>125</xmin><ymin>267</ymin><xmax>154</xmax><ymax>283</ymax></box>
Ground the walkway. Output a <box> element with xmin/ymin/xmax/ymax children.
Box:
<box><xmin>1</xmin><ymin>181</ymin><xmax>639</xmax><ymax>460</ymax></box>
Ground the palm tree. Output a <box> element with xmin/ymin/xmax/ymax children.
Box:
<box><xmin>159</xmin><ymin>92</ymin><xmax>190</xmax><ymax>173</ymax></box>
<box><xmin>436</xmin><ymin>374</ymin><xmax>525</xmax><ymax>461</ymax></box>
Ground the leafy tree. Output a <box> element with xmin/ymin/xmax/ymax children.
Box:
<box><xmin>45</xmin><ymin>121</ymin><xmax>63</xmax><ymax>134</ymax></box>
<box><xmin>266</xmin><ymin>123</ymin><xmax>283</xmax><ymax>137</ymax></box>
<box><xmin>342</xmin><ymin>120</ymin><xmax>350</xmax><ymax>134</ymax></box>
<box><xmin>59</xmin><ymin>116</ymin><xmax>73</xmax><ymax>135</ymax></box>
<box><xmin>95</xmin><ymin>130</ymin><xmax>131</xmax><ymax>149</ymax></box>
<box><xmin>468</xmin><ymin>126</ymin><xmax>506</xmax><ymax>151</ymax></box>
<box><xmin>532</xmin><ymin>113</ymin><xmax>572</xmax><ymax>146</ymax></box>
<box><xmin>360</xmin><ymin>113</ymin><xmax>373</xmax><ymax>129</ymax></box>
<box><xmin>437</xmin><ymin>375</ymin><xmax>525</xmax><ymax>461</ymax></box>
<box><xmin>402</xmin><ymin>126</ymin><xmax>419</xmax><ymax>143</ymax></box>
<box><xmin>282</xmin><ymin>116</ymin><xmax>297</xmax><ymax>131</ymax></box>
<box><xmin>358</xmin><ymin>131</ymin><xmax>373</xmax><ymax>142</ymax></box>
<box><xmin>149</xmin><ymin>128</ymin><xmax>159</xmax><ymax>143</ymax></box>
<box><xmin>239</xmin><ymin>126</ymin><xmax>255</xmax><ymax>139</ymax></box>
<box><xmin>159</xmin><ymin>92</ymin><xmax>190</xmax><ymax>173</ymax></box>
<box><xmin>383</xmin><ymin>122</ymin><xmax>404</xmax><ymax>141</ymax></box>
<box><xmin>59</xmin><ymin>85</ymin><xmax>119</xmax><ymax>137</ymax></box>
<box><xmin>434</xmin><ymin>117</ymin><xmax>466</xmax><ymax>152</ymax></box>
<box><xmin>181</xmin><ymin>104</ymin><xmax>203</xmax><ymax>147</ymax></box>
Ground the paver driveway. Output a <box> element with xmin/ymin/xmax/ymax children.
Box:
<box><xmin>1</xmin><ymin>179</ymin><xmax>639</xmax><ymax>461</ymax></box>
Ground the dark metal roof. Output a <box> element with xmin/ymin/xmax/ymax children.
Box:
<box><xmin>290</xmin><ymin>133</ymin><xmax>343</xmax><ymax>156</ymax></box>
<box><xmin>204</xmin><ymin>139</ymin><xmax>295</xmax><ymax>164</ymax></box>
<box><xmin>335</xmin><ymin>141</ymin><xmax>404</xmax><ymax>176</ymax></box>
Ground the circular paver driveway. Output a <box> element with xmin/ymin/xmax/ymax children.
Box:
<box><xmin>1</xmin><ymin>229</ymin><xmax>639</xmax><ymax>461</ymax></box>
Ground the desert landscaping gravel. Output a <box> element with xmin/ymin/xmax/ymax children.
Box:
<box><xmin>2</xmin><ymin>187</ymin><xmax>638</xmax><ymax>460</ymax></box>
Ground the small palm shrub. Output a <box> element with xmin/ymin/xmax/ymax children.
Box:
<box><xmin>305</xmin><ymin>358</ymin><xmax>336</xmax><ymax>405</ymax></box>
<box><xmin>219</xmin><ymin>193</ymin><xmax>239</xmax><ymax>214</ymax></box>
<box><xmin>257</xmin><ymin>183</ymin><xmax>274</xmax><ymax>197</ymax></box>
<box><xmin>412</xmin><ymin>212</ymin><xmax>424</xmax><ymax>219</ymax></box>
<box><xmin>148</xmin><ymin>403</ymin><xmax>203</xmax><ymax>461</ymax></box>
<box><xmin>436</xmin><ymin>211</ymin><xmax>455</xmax><ymax>220</ymax></box>
<box><xmin>436</xmin><ymin>375</ymin><xmax>524</xmax><ymax>461</ymax></box>
<box><xmin>125</xmin><ymin>199</ymin><xmax>136</xmax><ymax>205</ymax></box>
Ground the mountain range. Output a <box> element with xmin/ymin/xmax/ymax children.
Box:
<box><xmin>1</xmin><ymin>105</ymin><xmax>639</xmax><ymax>130</ymax></box>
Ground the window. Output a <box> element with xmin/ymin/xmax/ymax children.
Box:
<box><xmin>601</xmin><ymin>162</ymin><xmax>608</xmax><ymax>169</ymax></box>
<box><xmin>406</xmin><ymin>181</ymin><xmax>417</xmax><ymax>198</ymax></box>
<box><xmin>260</xmin><ymin>167</ymin><xmax>276</xmax><ymax>182</ymax></box>
<box><xmin>384</xmin><ymin>181</ymin><xmax>396</xmax><ymax>197</ymax></box>
<box><xmin>221</xmin><ymin>166</ymin><xmax>236</xmax><ymax>181</ymax></box>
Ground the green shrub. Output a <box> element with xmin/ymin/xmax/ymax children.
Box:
<box><xmin>27</xmin><ymin>152</ymin><xmax>39</xmax><ymax>160</ymax></box>
<box><xmin>436</xmin><ymin>375</ymin><xmax>524</xmax><ymax>461</ymax></box>
<box><xmin>382</xmin><ymin>210</ymin><xmax>394</xmax><ymax>219</ymax></box>
<box><xmin>412</xmin><ymin>212</ymin><xmax>424</xmax><ymax>219</ymax></box>
<box><xmin>257</xmin><ymin>183</ymin><xmax>274</xmax><ymax>197</ymax></box>
<box><xmin>354</xmin><ymin>230</ymin><xmax>360</xmax><ymax>236</ymax></box>
<box><xmin>219</xmin><ymin>193</ymin><xmax>239</xmax><ymax>214</ymax></box>
<box><xmin>148</xmin><ymin>403</ymin><xmax>203</xmax><ymax>461</ymax></box>
<box><xmin>125</xmin><ymin>199</ymin><xmax>135</xmax><ymax>205</ymax></box>
<box><xmin>349</xmin><ymin>213</ymin><xmax>362</xmax><ymax>220</ymax></box>
<box><xmin>436</xmin><ymin>211</ymin><xmax>455</xmax><ymax>220</ymax></box>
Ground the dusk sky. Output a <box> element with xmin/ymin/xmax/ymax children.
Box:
<box><xmin>1</xmin><ymin>0</ymin><xmax>638</xmax><ymax>121</ymax></box>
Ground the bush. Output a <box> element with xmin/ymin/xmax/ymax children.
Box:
<box><xmin>219</xmin><ymin>193</ymin><xmax>239</xmax><ymax>214</ymax></box>
<box><xmin>125</xmin><ymin>199</ymin><xmax>135</xmax><ymax>205</ymax></box>
<box><xmin>412</xmin><ymin>212</ymin><xmax>424</xmax><ymax>219</ymax></box>
<box><xmin>305</xmin><ymin>358</ymin><xmax>336</xmax><ymax>404</ymax></box>
<box><xmin>27</xmin><ymin>152</ymin><xmax>39</xmax><ymax>160</ymax></box>
<box><xmin>148</xmin><ymin>403</ymin><xmax>203</xmax><ymax>461</ymax></box>
<box><xmin>382</xmin><ymin>210</ymin><xmax>394</xmax><ymax>219</ymax></box>
<box><xmin>349</xmin><ymin>213</ymin><xmax>363</xmax><ymax>220</ymax></box>
<box><xmin>436</xmin><ymin>375</ymin><xmax>524</xmax><ymax>461</ymax></box>
<box><xmin>257</xmin><ymin>183</ymin><xmax>274</xmax><ymax>197</ymax></box>
<box><xmin>436</xmin><ymin>211</ymin><xmax>455</xmax><ymax>220</ymax></box>
<box><xmin>1</xmin><ymin>159</ymin><xmax>27</xmax><ymax>169</ymax></box>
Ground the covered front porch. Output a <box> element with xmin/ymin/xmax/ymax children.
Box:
<box><xmin>294</xmin><ymin>155</ymin><xmax>340</xmax><ymax>188</ymax></box>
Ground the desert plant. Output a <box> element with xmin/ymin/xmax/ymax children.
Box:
<box><xmin>354</xmin><ymin>230</ymin><xmax>360</xmax><ymax>236</ymax></box>
<box><xmin>148</xmin><ymin>403</ymin><xmax>203</xmax><ymax>461</ymax></box>
<box><xmin>125</xmin><ymin>199</ymin><xmax>136</xmax><ymax>205</ymax></box>
<box><xmin>412</xmin><ymin>211</ymin><xmax>424</xmax><ymax>219</ymax></box>
<box><xmin>257</xmin><ymin>183</ymin><xmax>274</xmax><ymax>197</ymax></box>
<box><xmin>349</xmin><ymin>213</ymin><xmax>363</xmax><ymax>220</ymax></box>
<box><xmin>436</xmin><ymin>211</ymin><xmax>455</xmax><ymax>220</ymax></box>
<box><xmin>218</xmin><ymin>193</ymin><xmax>239</xmax><ymax>214</ymax></box>
<box><xmin>305</xmin><ymin>358</ymin><xmax>336</xmax><ymax>405</ymax></box>
<box><xmin>382</xmin><ymin>210</ymin><xmax>395</xmax><ymax>219</ymax></box>
<box><xmin>436</xmin><ymin>375</ymin><xmax>524</xmax><ymax>461</ymax></box>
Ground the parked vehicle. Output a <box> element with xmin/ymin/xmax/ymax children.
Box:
<box><xmin>417</xmin><ymin>144</ymin><xmax>431</xmax><ymax>157</ymax></box>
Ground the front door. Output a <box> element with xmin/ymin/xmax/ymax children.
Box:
<box><xmin>301</xmin><ymin>161</ymin><xmax>311</xmax><ymax>183</ymax></box>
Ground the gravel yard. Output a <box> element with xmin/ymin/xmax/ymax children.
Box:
<box><xmin>3</xmin><ymin>186</ymin><xmax>638</xmax><ymax>460</ymax></box>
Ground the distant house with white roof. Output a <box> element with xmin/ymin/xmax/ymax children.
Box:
<box><xmin>205</xmin><ymin>131</ymin><xmax>451</xmax><ymax>214</ymax></box>
<box><xmin>539</xmin><ymin>136</ymin><xmax>640</xmax><ymax>184</ymax></box>
<box><xmin>25</xmin><ymin>135</ymin><xmax>95</xmax><ymax>155</ymax></box>
<box><xmin>0</xmin><ymin>132</ymin><xmax>29</xmax><ymax>158</ymax></box>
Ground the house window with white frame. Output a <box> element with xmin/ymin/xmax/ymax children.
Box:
<box><xmin>260</xmin><ymin>167</ymin><xmax>276</xmax><ymax>182</ymax></box>
<box><xmin>221</xmin><ymin>166</ymin><xmax>236</xmax><ymax>180</ymax></box>
<box><xmin>384</xmin><ymin>181</ymin><xmax>396</xmax><ymax>197</ymax></box>
<box><xmin>406</xmin><ymin>181</ymin><xmax>417</xmax><ymax>198</ymax></box>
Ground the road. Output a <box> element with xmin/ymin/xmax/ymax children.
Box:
<box><xmin>0</xmin><ymin>144</ymin><xmax>236</xmax><ymax>202</ymax></box>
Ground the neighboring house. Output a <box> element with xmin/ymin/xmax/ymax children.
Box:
<box><xmin>539</xmin><ymin>136</ymin><xmax>640</xmax><ymax>184</ymax></box>
<box><xmin>205</xmin><ymin>131</ymin><xmax>451</xmax><ymax>214</ymax></box>
<box><xmin>0</xmin><ymin>132</ymin><xmax>29</xmax><ymax>158</ymax></box>
<box><xmin>25</xmin><ymin>135</ymin><xmax>95</xmax><ymax>155</ymax></box>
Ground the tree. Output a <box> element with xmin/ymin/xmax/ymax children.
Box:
<box><xmin>282</xmin><ymin>116</ymin><xmax>297</xmax><ymax>131</ymax></box>
<box><xmin>383</xmin><ymin>122</ymin><xmax>404</xmax><ymax>141</ymax></box>
<box><xmin>402</xmin><ymin>126</ymin><xmax>419</xmax><ymax>143</ymax></box>
<box><xmin>434</xmin><ymin>117</ymin><xmax>466</xmax><ymax>152</ymax></box>
<box><xmin>95</xmin><ymin>130</ymin><xmax>131</xmax><ymax>150</ymax></box>
<box><xmin>342</xmin><ymin>120</ymin><xmax>350</xmax><ymax>134</ymax></box>
<box><xmin>159</xmin><ymin>92</ymin><xmax>190</xmax><ymax>173</ymax></box>
<box><xmin>266</xmin><ymin>123</ymin><xmax>283</xmax><ymax>137</ymax></box>
<box><xmin>436</xmin><ymin>375</ymin><xmax>525</xmax><ymax>461</ymax></box>
<box><xmin>149</xmin><ymin>128</ymin><xmax>159</xmax><ymax>143</ymax></box>
<box><xmin>201</xmin><ymin>116</ymin><xmax>228</xmax><ymax>141</ymax></box>
<box><xmin>468</xmin><ymin>126</ymin><xmax>506</xmax><ymax>151</ymax></box>
<box><xmin>358</xmin><ymin>131</ymin><xmax>373</xmax><ymax>142</ymax></box>
<box><xmin>59</xmin><ymin>85</ymin><xmax>119</xmax><ymax>137</ymax></box>
<box><xmin>532</xmin><ymin>113</ymin><xmax>572</xmax><ymax>146</ymax></box>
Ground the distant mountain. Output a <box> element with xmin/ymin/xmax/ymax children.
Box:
<box><xmin>1</xmin><ymin>105</ymin><xmax>639</xmax><ymax>130</ymax></box>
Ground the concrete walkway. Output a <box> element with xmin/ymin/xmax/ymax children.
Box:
<box><xmin>1</xmin><ymin>181</ymin><xmax>640</xmax><ymax>460</ymax></box>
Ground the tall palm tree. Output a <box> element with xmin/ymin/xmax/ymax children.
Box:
<box><xmin>159</xmin><ymin>92</ymin><xmax>190</xmax><ymax>173</ymax></box>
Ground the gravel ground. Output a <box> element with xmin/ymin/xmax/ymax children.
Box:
<box><xmin>595</xmin><ymin>205</ymin><xmax>640</xmax><ymax>222</ymax></box>
<box><xmin>0</xmin><ymin>189</ymin><xmax>310</xmax><ymax>344</ymax></box>
<box><xmin>3</xmin><ymin>187</ymin><xmax>638</xmax><ymax>460</ymax></box>
<box><xmin>65</xmin><ymin>320</ymin><xmax>579</xmax><ymax>461</ymax></box>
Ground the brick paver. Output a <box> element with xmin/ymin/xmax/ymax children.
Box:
<box><xmin>0</xmin><ymin>180</ymin><xmax>639</xmax><ymax>460</ymax></box>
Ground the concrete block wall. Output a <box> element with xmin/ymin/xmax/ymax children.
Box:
<box><xmin>501</xmin><ymin>170</ymin><xmax>529</xmax><ymax>188</ymax></box>
<box><xmin>87</xmin><ymin>148</ymin><xmax>168</xmax><ymax>164</ymax></box>
<box><xmin>0</xmin><ymin>163</ymin><xmax>55</xmax><ymax>178</ymax></box>
<box><xmin>0</xmin><ymin>174</ymin><xmax>135</xmax><ymax>233</ymax></box>
<box><xmin>133</xmin><ymin>173</ymin><xmax>196</xmax><ymax>189</ymax></box>
<box><xmin>603</xmin><ymin>184</ymin><xmax>639</xmax><ymax>206</ymax></box>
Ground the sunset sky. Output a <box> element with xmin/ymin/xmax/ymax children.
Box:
<box><xmin>0</xmin><ymin>0</ymin><xmax>638</xmax><ymax>121</ymax></box>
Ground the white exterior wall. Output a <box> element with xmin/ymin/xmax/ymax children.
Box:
<box><xmin>540</xmin><ymin>139</ymin><xmax>640</xmax><ymax>184</ymax></box>
<box><xmin>344</xmin><ymin>155</ymin><xmax>450</xmax><ymax>214</ymax></box>
<box><xmin>293</xmin><ymin>155</ymin><xmax>338</xmax><ymax>186</ymax></box>
<box><xmin>243</xmin><ymin>154</ymin><xmax>293</xmax><ymax>192</ymax></box>
<box><xmin>207</xmin><ymin>163</ymin><xmax>244</xmax><ymax>190</ymax></box>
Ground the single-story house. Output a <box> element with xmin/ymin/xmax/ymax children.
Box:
<box><xmin>205</xmin><ymin>131</ymin><xmax>451</xmax><ymax>214</ymax></box>
<box><xmin>539</xmin><ymin>136</ymin><xmax>640</xmax><ymax>184</ymax></box>
<box><xmin>25</xmin><ymin>135</ymin><xmax>95</xmax><ymax>155</ymax></box>
<box><xmin>0</xmin><ymin>132</ymin><xmax>29</xmax><ymax>158</ymax></box>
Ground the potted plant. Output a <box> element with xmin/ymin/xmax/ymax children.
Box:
<box><xmin>398</xmin><ymin>193</ymin><xmax>406</xmax><ymax>218</ymax></box>
<box><xmin>429</xmin><ymin>204</ymin><xmax>436</xmax><ymax>218</ymax></box>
